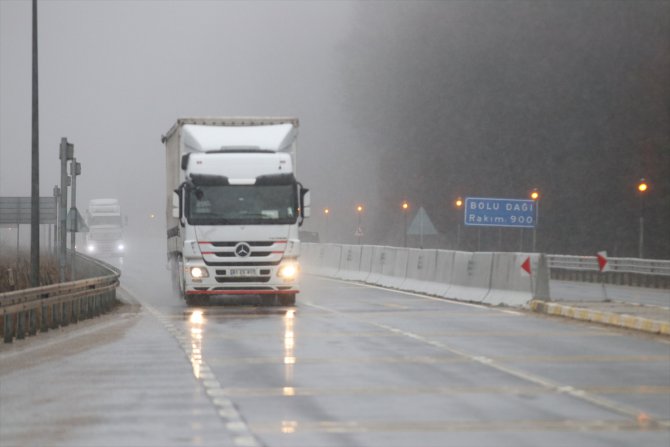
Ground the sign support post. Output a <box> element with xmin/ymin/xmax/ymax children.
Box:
<box><xmin>59</xmin><ymin>138</ymin><xmax>73</xmax><ymax>282</ymax></box>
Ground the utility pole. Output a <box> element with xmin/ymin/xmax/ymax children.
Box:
<box><xmin>30</xmin><ymin>0</ymin><xmax>40</xmax><ymax>287</ymax></box>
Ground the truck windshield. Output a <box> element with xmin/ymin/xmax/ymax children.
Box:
<box><xmin>186</xmin><ymin>184</ymin><xmax>298</xmax><ymax>225</ymax></box>
<box><xmin>88</xmin><ymin>216</ymin><xmax>122</xmax><ymax>226</ymax></box>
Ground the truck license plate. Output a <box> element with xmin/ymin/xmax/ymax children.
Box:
<box><xmin>229</xmin><ymin>268</ymin><xmax>256</xmax><ymax>277</ymax></box>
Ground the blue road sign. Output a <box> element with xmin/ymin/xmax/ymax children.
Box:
<box><xmin>464</xmin><ymin>197</ymin><xmax>537</xmax><ymax>228</ymax></box>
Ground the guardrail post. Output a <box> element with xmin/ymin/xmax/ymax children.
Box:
<box><xmin>40</xmin><ymin>303</ymin><xmax>49</xmax><ymax>332</ymax></box>
<box><xmin>16</xmin><ymin>311</ymin><xmax>25</xmax><ymax>340</ymax></box>
<box><xmin>3</xmin><ymin>313</ymin><xmax>14</xmax><ymax>343</ymax></box>
<box><xmin>61</xmin><ymin>302</ymin><xmax>69</xmax><ymax>327</ymax></box>
<box><xmin>72</xmin><ymin>298</ymin><xmax>79</xmax><ymax>324</ymax></box>
<box><xmin>51</xmin><ymin>303</ymin><xmax>59</xmax><ymax>329</ymax></box>
<box><xmin>28</xmin><ymin>309</ymin><xmax>37</xmax><ymax>336</ymax></box>
<box><xmin>102</xmin><ymin>292</ymin><xmax>109</xmax><ymax>312</ymax></box>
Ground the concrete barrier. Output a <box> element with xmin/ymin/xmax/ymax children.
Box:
<box><xmin>442</xmin><ymin>251</ymin><xmax>494</xmax><ymax>302</ymax></box>
<box><xmin>378</xmin><ymin>248</ymin><xmax>409</xmax><ymax>289</ymax></box>
<box><xmin>300</xmin><ymin>243</ymin><xmax>319</xmax><ymax>274</ymax></box>
<box><xmin>301</xmin><ymin>244</ymin><xmax>552</xmax><ymax>309</ymax></box>
<box><xmin>368</xmin><ymin>246</ymin><xmax>396</xmax><ymax>287</ymax></box>
<box><xmin>401</xmin><ymin>249</ymin><xmax>438</xmax><ymax>293</ymax></box>
<box><xmin>317</xmin><ymin>244</ymin><xmax>343</xmax><ymax>278</ymax></box>
<box><xmin>431</xmin><ymin>250</ymin><xmax>457</xmax><ymax>297</ymax></box>
<box><xmin>366</xmin><ymin>246</ymin><xmax>388</xmax><ymax>285</ymax></box>
<box><xmin>349</xmin><ymin>245</ymin><xmax>374</xmax><ymax>282</ymax></box>
<box><xmin>336</xmin><ymin>245</ymin><xmax>363</xmax><ymax>281</ymax></box>
<box><xmin>484</xmin><ymin>252</ymin><xmax>535</xmax><ymax>306</ymax></box>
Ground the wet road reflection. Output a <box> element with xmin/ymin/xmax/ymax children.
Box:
<box><xmin>284</xmin><ymin>309</ymin><xmax>296</xmax><ymax>382</ymax></box>
<box><xmin>188</xmin><ymin>310</ymin><xmax>205</xmax><ymax>379</ymax></box>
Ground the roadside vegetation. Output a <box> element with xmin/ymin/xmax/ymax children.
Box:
<box><xmin>0</xmin><ymin>253</ymin><xmax>60</xmax><ymax>293</ymax></box>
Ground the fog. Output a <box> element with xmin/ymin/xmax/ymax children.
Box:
<box><xmin>1</xmin><ymin>1</ymin><xmax>668</xmax><ymax>258</ymax></box>
<box><xmin>1</xmin><ymin>0</ymin><xmax>363</xmax><ymax>249</ymax></box>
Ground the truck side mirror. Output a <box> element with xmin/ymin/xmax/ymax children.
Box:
<box><xmin>172</xmin><ymin>191</ymin><xmax>180</xmax><ymax>219</ymax></box>
<box><xmin>301</xmin><ymin>189</ymin><xmax>311</xmax><ymax>219</ymax></box>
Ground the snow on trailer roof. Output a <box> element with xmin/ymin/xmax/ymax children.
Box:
<box><xmin>181</xmin><ymin>123</ymin><xmax>297</xmax><ymax>152</ymax></box>
<box><xmin>162</xmin><ymin>117</ymin><xmax>299</xmax><ymax>151</ymax></box>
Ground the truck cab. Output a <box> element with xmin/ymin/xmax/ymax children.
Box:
<box><xmin>85</xmin><ymin>198</ymin><xmax>125</xmax><ymax>257</ymax></box>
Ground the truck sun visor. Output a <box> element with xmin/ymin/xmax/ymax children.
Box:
<box><xmin>189</xmin><ymin>174</ymin><xmax>230</xmax><ymax>186</ymax></box>
<box><xmin>255</xmin><ymin>173</ymin><xmax>296</xmax><ymax>186</ymax></box>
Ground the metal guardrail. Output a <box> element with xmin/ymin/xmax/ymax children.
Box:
<box><xmin>0</xmin><ymin>252</ymin><xmax>120</xmax><ymax>344</ymax></box>
<box><xmin>547</xmin><ymin>255</ymin><xmax>670</xmax><ymax>288</ymax></box>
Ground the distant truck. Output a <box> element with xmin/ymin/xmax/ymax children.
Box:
<box><xmin>162</xmin><ymin>117</ymin><xmax>310</xmax><ymax>305</ymax></box>
<box><xmin>85</xmin><ymin>198</ymin><xmax>125</xmax><ymax>257</ymax></box>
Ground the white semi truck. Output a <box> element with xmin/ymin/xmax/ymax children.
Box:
<box><xmin>85</xmin><ymin>198</ymin><xmax>125</xmax><ymax>257</ymax></box>
<box><xmin>163</xmin><ymin>117</ymin><xmax>310</xmax><ymax>305</ymax></box>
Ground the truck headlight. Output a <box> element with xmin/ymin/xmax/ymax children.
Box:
<box><xmin>87</xmin><ymin>244</ymin><xmax>95</xmax><ymax>253</ymax></box>
<box><xmin>190</xmin><ymin>267</ymin><xmax>209</xmax><ymax>279</ymax></box>
<box><xmin>277</xmin><ymin>262</ymin><xmax>299</xmax><ymax>280</ymax></box>
<box><xmin>117</xmin><ymin>243</ymin><xmax>125</xmax><ymax>251</ymax></box>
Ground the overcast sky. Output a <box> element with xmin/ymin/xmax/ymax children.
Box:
<box><xmin>1</xmin><ymin>0</ymin><xmax>363</xmax><ymax>240</ymax></box>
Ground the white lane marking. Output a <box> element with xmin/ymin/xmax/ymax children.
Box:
<box><xmin>500</xmin><ymin>309</ymin><xmax>524</xmax><ymax>316</ymax></box>
<box><xmin>303</xmin><ymin>300</ymin><xmax>667</xmax><ymax>427</ymax></box>
<box><xmin>138</xmin><ymin>301</ymin><xmax>262</xmax><ymax>447</ymax></box>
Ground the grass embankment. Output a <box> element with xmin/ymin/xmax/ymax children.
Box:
<box><xmin>0</xmin><ymin>253</ymin><xmax>60</xmax><ymax>293</ymax></box>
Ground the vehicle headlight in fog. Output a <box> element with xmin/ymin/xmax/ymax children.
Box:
<box><xmin>117</xmin><ymin>243</ymin><xmax>125</xmax><ymax>251</ymax></box>
<box><xmin>87</xmin><ymin>244</ymin><xmax>95</xmax><ymax>253</ymax></box>
<box><xmin>190</xmin><ymin>267</ymin><xmax>209</xmax><ymax>279</ymax></box>
<box><xmin>277</xmin><ymin>262</ymin><xmax>299</xmax><ymax>280</ymax></box>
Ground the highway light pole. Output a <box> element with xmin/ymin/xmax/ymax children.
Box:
<box><xmin>356</xmin><ymin>205</ymin><xmax>364</xmax><ymax>245</ymax></box>
<box><xmin>530</xmin><ymin>189</ymin><xmax>540</xmax><ymax>252</ymax></box>
<box><xmin>402</xmin><ymin>200</ymin><xmax>409</xmax><ymax>247</ymax></box>
<box><xmin>637</xmin><ymin>179</ymin><xmax>648</xmax><ymax>258</ymax></box>
<box><xmin>455</xmin><ymin>197</ymin><xmax>463</xmax><ymax>250</ymax></box>
<box><xmin>30</xmin><ymin>0</ymin><xmax>40</xmax><ymax>287</ymax></box>
<box><xmin>323</xmin><ymin>208</ymin><xmax>329</xmax><ymax>243</ymax></box>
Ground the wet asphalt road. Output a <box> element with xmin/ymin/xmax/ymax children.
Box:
<box><xmin>1</xmin><ymin>247</ymin><xmax>669</xmax><ymax>447</ymax></box>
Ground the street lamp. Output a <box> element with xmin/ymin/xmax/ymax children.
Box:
<box><xmin>323</xmin><ymin>208</ymin><xmax>330</xmax><ymax>242</ymax></box>
<box><xmin>454</xmin><ymin>197</ymin><xmax>463</xmax><ymax>250</ymax></box>
<box><xmin>356</xmin><ymin>205</ymin><xmax>364</xmax><ymax>245</ymax></box>
<box><xmin>637</xmin><ymin>178</ymin><xmax>648</xmax><ymax>258</ymax></box>
<box><xmin>401</xmin><ymin>200</ymin><xmax>409</xmax><ymax>247</ymax></box>
<box><xmin>530</xmin><ymin>188</ymin><xmax>540</xmax><ymax>252</ymax></box>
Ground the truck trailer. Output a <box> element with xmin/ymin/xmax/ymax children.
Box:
<box><xmin>163</xmin><ymin>117</ymin><xmax>310</xmax><ymax>305</ymax></box>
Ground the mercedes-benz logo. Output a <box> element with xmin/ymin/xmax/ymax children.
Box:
<box><xmin>234</xmin><ymin>242</ymin><xmax>251</xmax><ymax>257</ymax></box>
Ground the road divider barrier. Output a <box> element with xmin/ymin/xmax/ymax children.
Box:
<box><xmin>303</xmin><ymin>244</ymin><xmax>668</xmax><ymax>307</ymax></box>
<box><xmin>302</xmin><ymin>243</ymin><xmax>551</xmax><ymax>308</ymax></box>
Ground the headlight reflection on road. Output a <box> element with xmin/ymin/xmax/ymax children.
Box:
<box><xmin>282</xmin><ymin>420</ymin><xmax>298</xmax><ymax>434</ymax></box>
<box><xmin>284</xmin><ymin>309</ymin><xmax>296</xmax><ymax>382</ymax></box>
<box><xmin>189</xmin><ymin>310</ymin><xmax>205</xmax><ymax>379</ymax></box>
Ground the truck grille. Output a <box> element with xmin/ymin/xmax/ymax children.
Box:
<box><xmin>199</xmin><ymin>240</ymin><xmax>287</xmax><ymax>267</ymax></box>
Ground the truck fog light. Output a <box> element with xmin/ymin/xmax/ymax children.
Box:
<box><xmin>190</xmin><ymin>267</ymin><xmax>209</xmax><ymax>279</ymax></box>
<box><xmin>277</xmin><ymin>262</ymin><xmax>299</xmax><ymax>280</ymax></box>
